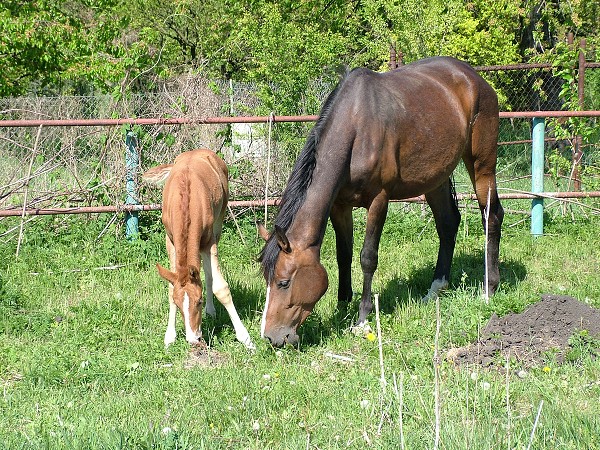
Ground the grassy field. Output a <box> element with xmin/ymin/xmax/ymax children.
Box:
<box><xmin>1</xmin><ymin>199</ymin><xmax>599</xmax><ymax>449</ymax></box>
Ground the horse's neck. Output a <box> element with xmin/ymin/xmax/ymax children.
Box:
<box><xmin>286</xmin><ymin>148</ymin><xmax>348</xmax><ymax>250</ymax></box>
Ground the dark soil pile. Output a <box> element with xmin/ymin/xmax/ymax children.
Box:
<box><xmin>184</xmin><ymin>342</ymin><xmax>229</xmax><ymax>369</ymax></box>
<box><xmin>447</xmin><ymin>294</ymin><xmax>600</xmax><ymax>368</ymax></box>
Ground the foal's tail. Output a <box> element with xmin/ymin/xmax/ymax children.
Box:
<box><xmin>142</xmin><ymin>164</ymin><xmax>173</xmax><ymax>187</ymax></box>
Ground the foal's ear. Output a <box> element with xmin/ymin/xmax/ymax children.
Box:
<box><xmin>156</xmin><ymin>263</ymin><xmax>177</xmax><ymax>285</ymax></box>
<box><xmin>188</xmin><ymin>265</ymin><xmax>201</xmax><ymax>283</ymax></box>
<box><xmin>274</xmin><ymin>225</ymin><xmax>291</xmax><ymax>253</ymax></box>
<box><xmin>257</xmin><ymin>222</ymin><xmax>270</xmax><ymax>241</ymax></box>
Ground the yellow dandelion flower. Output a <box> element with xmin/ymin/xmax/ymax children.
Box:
<box><xmin>543</xmin><ymin>366</ymin><xmax>551</xmax><ymax>373</ymax></box>
<box><xmin>366</xmin><ymin>332</ymin><xmax>376</xmax><ymax>342</ymax></box>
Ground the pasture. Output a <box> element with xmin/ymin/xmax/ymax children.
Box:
<box><xmin>1</xmin><ymin>200</ymin><xmax>599</xmax><ymax>449</ymax></box>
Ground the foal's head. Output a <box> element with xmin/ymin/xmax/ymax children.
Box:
<box><xmin>260</xmin><ymin>225</ymin><xmax>329</xmax><ymax>348</ymax></box>
<box><xmin>157</xmin><ymin>264</ymin><xmax>203</xmax><ymax>344</ymax></box>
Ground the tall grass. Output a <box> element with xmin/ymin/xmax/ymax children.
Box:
<box><xmin>1</xmin><ymin>202</ymin><xmax>599</xmax><ymax>449</ymax></box>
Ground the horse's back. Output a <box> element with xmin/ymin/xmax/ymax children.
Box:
<box><xmin>168</xmin><ymin>149</ymin><xmax>228</xmax><ymax>201</ymax></box>
<box><xmin>347</xmin><ymin>57</ymin><xmax>496</xmax><ymax>117</ymax></box>
<box><xmin>329</xmin><ymin>57</ymin><xmax>498</xmax><ymax>202</ymax></box>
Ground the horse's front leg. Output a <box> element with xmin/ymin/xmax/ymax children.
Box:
<box><xmin>203</xmin><ymin>242</ymin><xmax>255</xmax><ymax>351</ymax></box>
<box><xmin>330</xmin><ymin>204</ymin><xmax>354</xmax><ymax>313</ymax></box>
<box><xmin>164</xmin><ymin>234</ymin><xmax>178</xmax><ymax>347</ymax></box>
<box><xmin>356</xmin><ymin>194</ymin><xmax>389</xmax><ymax>328</ymax></box>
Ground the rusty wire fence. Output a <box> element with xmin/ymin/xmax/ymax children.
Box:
<box><xmin>1</xmin><ymin>63</ymin><xmax>599</xmax><ymax>241</ymax></box>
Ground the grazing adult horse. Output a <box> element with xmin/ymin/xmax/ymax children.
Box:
<box><xmin>259</xmin><ymin>56</ymin><xmax>504</xmax><ymax>348</ymax></box>
<box><xmin>143</xmin><ymin>149</ymin><xmax>254</xmax><ymax>350</ymax></box>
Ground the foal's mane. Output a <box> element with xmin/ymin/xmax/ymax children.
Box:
<box><xmin>259</xmin><ymin>74</ymin><xmax>347</xmax><ymax>282</ymax></box>
<box><xmin>174</xmin><ymin>170</ymin><xmax>192</xmax><ymax>278</ymax></box>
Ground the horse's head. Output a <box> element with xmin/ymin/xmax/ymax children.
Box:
<box><xmin>259</xmin><ymin>225</ymin><xmax>328</xmax><ymax>347</ymax></box>
<box><xmin>157</xmin><ymin>264</ymin><xmax>203</xmax><ymax>344</ymax></box>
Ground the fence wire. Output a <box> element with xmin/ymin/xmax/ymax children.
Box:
<box><xmin>1</xmin><ymin>68</ymin><xmax>599</xmax><ymax>231</ymax></box>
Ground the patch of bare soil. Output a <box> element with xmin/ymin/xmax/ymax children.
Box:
<box><xmin>184</xmin><ymin>341</ymin><xmax>229</xmax><ymax>369</ymax></box>
<box><xmin>447</xmin><ymin>294</ymin><xmax>600</xmax><ymax>368</ymax></box>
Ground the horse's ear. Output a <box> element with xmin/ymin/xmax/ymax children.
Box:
<box><xmin>274</xmin><ymin>225</ymin><xmax>291</xmax><ymax>253</ymax></box>
<box><xmin>157</xmin><ymin>263</ymin><xmax>177</xmax><ymax>284</ymax></box>
<box><xmin>257</xmin><ymin>222</ymin><xmax>270</xmax><ymax>241</ymax></box>
<box><xmin>142</xmin><ymin>164</ymin><xmax>173</xmax><ymax>186</ymax></box>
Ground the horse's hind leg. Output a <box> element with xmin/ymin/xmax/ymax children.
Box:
<box><xmin>330</xmin><ymin>203</ymin><xmax>354</xmax><ymax>313</ymax></box>
<box><xmin>464</xmin><ymin>115</ymin><xmax>504</xmax><ymax>295</ymax></box>
<box><xmin>356</xmin><ymin>193</ymin><xmax>389</xmax><ymax>328</ymax></box>
<box><xmin>423</xmin><ymin>179</ymin><xmax>461</xmax><ymax>301</ymax></box>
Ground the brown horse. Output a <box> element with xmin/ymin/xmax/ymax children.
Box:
<box><xmin>259</xmin><ymin>57</ymin><xmax>504</xmax><ymax>347</ymax></box>
<box><xmin>143</xmin><ymin>149</ymin><xmax>254</xmax><ymax>350</ymax></box>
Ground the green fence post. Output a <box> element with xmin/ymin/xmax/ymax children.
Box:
<box><xmin>531</xmin><ymin>117</ymin><xmax>545</xmax><ymax>236</ymax></box>
<box><xmin>125</xmin><ymin>131</ymin><xmax>139</xmax><ymax>240</ymax></box>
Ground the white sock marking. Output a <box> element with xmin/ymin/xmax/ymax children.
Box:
<box><xmin>164</xmin><ymin>302</ymin><xmax>177</xmax><ymax>347</ymax></box>
<box><xmin>422</xmin><ymin>277</ymin><xmax>448</xmax><ymax>302</ymax></box>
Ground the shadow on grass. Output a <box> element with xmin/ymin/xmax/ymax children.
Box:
<box><xmin>288</xmin><ymin>252</ymin><xmax>527</xmax><ymax>348</ymax></box>
<box><xmin>201</xmin><ymin>277</ymin><xmax>265</xmax><ymax>342</ymax></box>
<box><xmin>375</xmin><ymin>252</ymin><xmax>527</xmax><ymax>314</ymax></box>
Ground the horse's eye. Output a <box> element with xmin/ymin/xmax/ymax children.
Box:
<box><xmin>276</xmin><ymin>279</ymin><xmax>290</xmax><ymax>290</ymax></box>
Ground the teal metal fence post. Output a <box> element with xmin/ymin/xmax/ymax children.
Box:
<box><xmin>531</xmin><ymin>117</ymin><xmax>545</xmax><ymax>236</ymax></box>
<box><xmin>125</xmin><ymin>131</ymin><xmax>139</xmax><ymax>240</ymax></box>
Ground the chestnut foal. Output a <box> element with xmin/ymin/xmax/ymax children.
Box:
<box><xmin>143</xmin><ymin>149</ymin><xmax>254</xmax><ymax>350</ymax></box>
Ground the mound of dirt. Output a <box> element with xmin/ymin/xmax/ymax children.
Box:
<box><xmin>447</xmin><ymin>294</ymin><xmax>600</xmax><ymax>368</ymax></box>
<box><xmin>184</xmin><ymin>342</ymin><xmax>228</xmax><ymax>369</ymax></box>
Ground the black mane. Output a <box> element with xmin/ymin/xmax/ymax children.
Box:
<box><xmin>259</xmin><ymin>75</ymin><xmax>347</xmax><ymax>282</ymax></box>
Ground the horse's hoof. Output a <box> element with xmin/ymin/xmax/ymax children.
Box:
<box><xmin>350</xmin><ymin>321</ymin><xmax>372</xmax><ymax>336</ymax></box>
<box><xmin>205</xmin><ymin>305</ymin><xmax>217</xmax><ymax>318</ymax></box>
<box><xmin>164</xmin><ymin>329</ymin><xmax>177</xmax><ymax>348</ymax></box>
<box><xmin>422</xmin><ymin>278</ymin><xmax>448</xmax><ymax>302</ymax></box>
<box><xmin>244</xmin><ymin>339</ymin><xmax>256</xmax><ymax>352</ymax></box>
<box><xmin>238</xmin><ymin>334</ymin><xmax>256</xmax><ymax>352</ymax></box>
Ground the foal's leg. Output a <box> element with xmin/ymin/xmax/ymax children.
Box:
<box><xmin>423</xmin><ymin>179</ymin><xmax>461</xmax><ymax>301</ymax></box>
<box><xmin>202</xmin><ymin>242</ymin><xmax>255</xmax><ymax>350</ymax></box>
<box><xmin>330</xmin><ymin>203</ymin><xmax>354</xmax><ymax>312</ymax></box>
<box><xmin>356</xmin><ymin>193</ymin><xmax>389</xmax><ymax>328</ymax></box>
<box><xmin>164</xmin><ymin>235</ymin><xmax>178</xmax><ymax>347</ymax></box>
<box><xmin>202</xmin><ymin>252</ymin><xmax>216</xmax><ymax>318</ymax></box>
<box><xmin>204</xmin><ymin>214</ymin><xmax>224</xmax><ymax>318</ymax></box>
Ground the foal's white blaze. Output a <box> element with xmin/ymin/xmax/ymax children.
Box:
<box><xmin>422</xmin><ymin>277</ymin><xmax>448</xmax><ymax>302</ymax></box>
<box><xmin>260</xmin><ymin>285</ymin><xmax>271</xmax><ymax>338</ymax></box>
<box><xmin>182</xmin><ymin>292</ymin><xmax>201</xmax><ymax>343</ymax></box>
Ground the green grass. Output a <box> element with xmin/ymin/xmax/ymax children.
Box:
<box><xmin>1</xmin><ymin>202</ymin><xmax>599</xmax><ymax>449</ymax></box>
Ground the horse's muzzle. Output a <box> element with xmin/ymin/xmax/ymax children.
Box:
<box><xmin>263</xmin><ymin>327</ymin><xmax>299</xmax><ymax>348</ymax></box>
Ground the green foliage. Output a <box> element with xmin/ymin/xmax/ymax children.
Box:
<box><xmin>567</xmin><ymin>330</ymin><xmax>600</xmax><ymax>363</ymax></box>
<box><xmin>4</xmin><ymin>0</ymin><xmax>597</xmax><ymax>107</ymax></box>
<box><xmin>0</xmin><ymin>1</ymin><xmax>154</xmax><ymax>96</ymax></box>
<box><xmin>0</xmin><ymin>1</ymin><xmax>76</xmax><ymax>95</ymax></box>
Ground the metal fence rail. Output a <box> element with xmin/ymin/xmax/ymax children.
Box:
<box><xmin>1</xmin><ymin>111</ymin><xmax>599</xmax><ymax>239</ymax></box>
<box><xmin>1</xmin><ymin>51</ymin><xmax>599</xmax><ymax>238</ymax></box>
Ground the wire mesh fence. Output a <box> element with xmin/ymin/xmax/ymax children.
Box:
<box><xmin>1</xmin><ymin>64</ymin><xmax>599</xmax><ymax>238</ymax></box>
